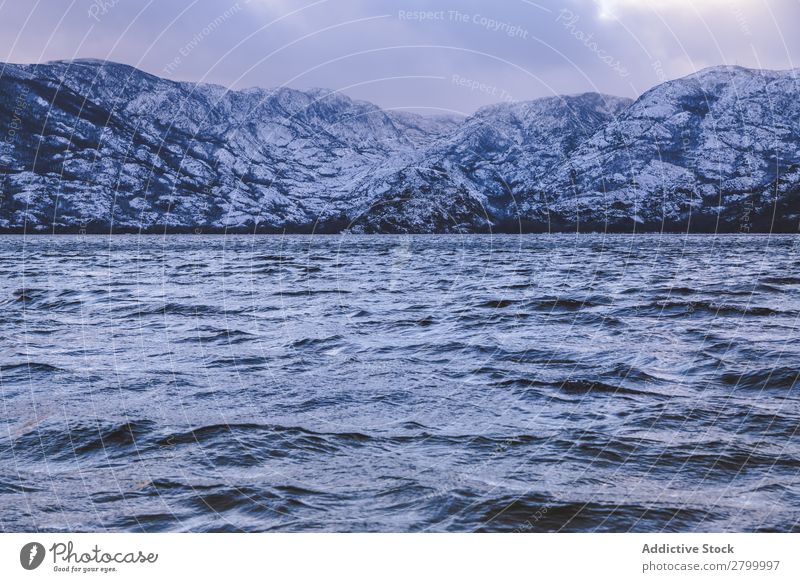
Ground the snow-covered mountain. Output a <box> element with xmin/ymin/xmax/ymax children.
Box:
<box><xmin>0</xmin><ymin>59</ymin><xmax>459</xmax><ymax>232</ymax></box>
<box><xmin>533</xmin><ymin>65</ymin><xmax>800</xmax><ymax>232</ymax></box>
<box><xmin>348</xmin><ymin>93</ymin><xmax>632</xmax><ymax>232</ymax></box>
<box><xmin>1</xmin><ymin>60</ymin><xmax>798</xmax><ymax>233</ymax></box>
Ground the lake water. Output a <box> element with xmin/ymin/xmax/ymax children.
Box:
<box><xmin>1</xmin><ymin>234</ymin><xmax>799</xmax><ymax>532</ymax></box>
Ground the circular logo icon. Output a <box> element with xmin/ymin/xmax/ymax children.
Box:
<box><xmin>20</xmin><ymin>542</ymin><xmax>46</xmax><ymax>570</ymax></box>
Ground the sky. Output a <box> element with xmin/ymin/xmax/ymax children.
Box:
<box><xmin>0</xmin><ymin>0</ymin><xmax>798</xmax><ymax>115</ymax></box>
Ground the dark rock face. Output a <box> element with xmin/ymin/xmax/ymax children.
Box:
<box><xmin>1</xmin><ymin>60</ymin><xmax>798</xmax><ymax>233</ymax></box>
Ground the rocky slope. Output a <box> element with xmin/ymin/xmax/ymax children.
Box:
<box><xmin>1</xmin><ymin>60</ymin><xmax>798</xmax><ymax>233</ymax></box>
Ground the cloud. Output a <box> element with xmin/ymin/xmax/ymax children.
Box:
<box><xmin>593</xmin><ymin>0</ymin><xmax>755</xmax><ymax>20</ymax></box>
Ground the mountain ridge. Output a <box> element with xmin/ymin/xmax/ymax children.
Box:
<box><xmin>1</xmin><ymin>59</ymin><xmax>798</xmax><ymax>233</ymax></box>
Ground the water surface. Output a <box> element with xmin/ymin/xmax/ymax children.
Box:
<box><xmin>1</xmin><ymin>234</ymin><xmax>799</xmax><ymax>532</ymax></box>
